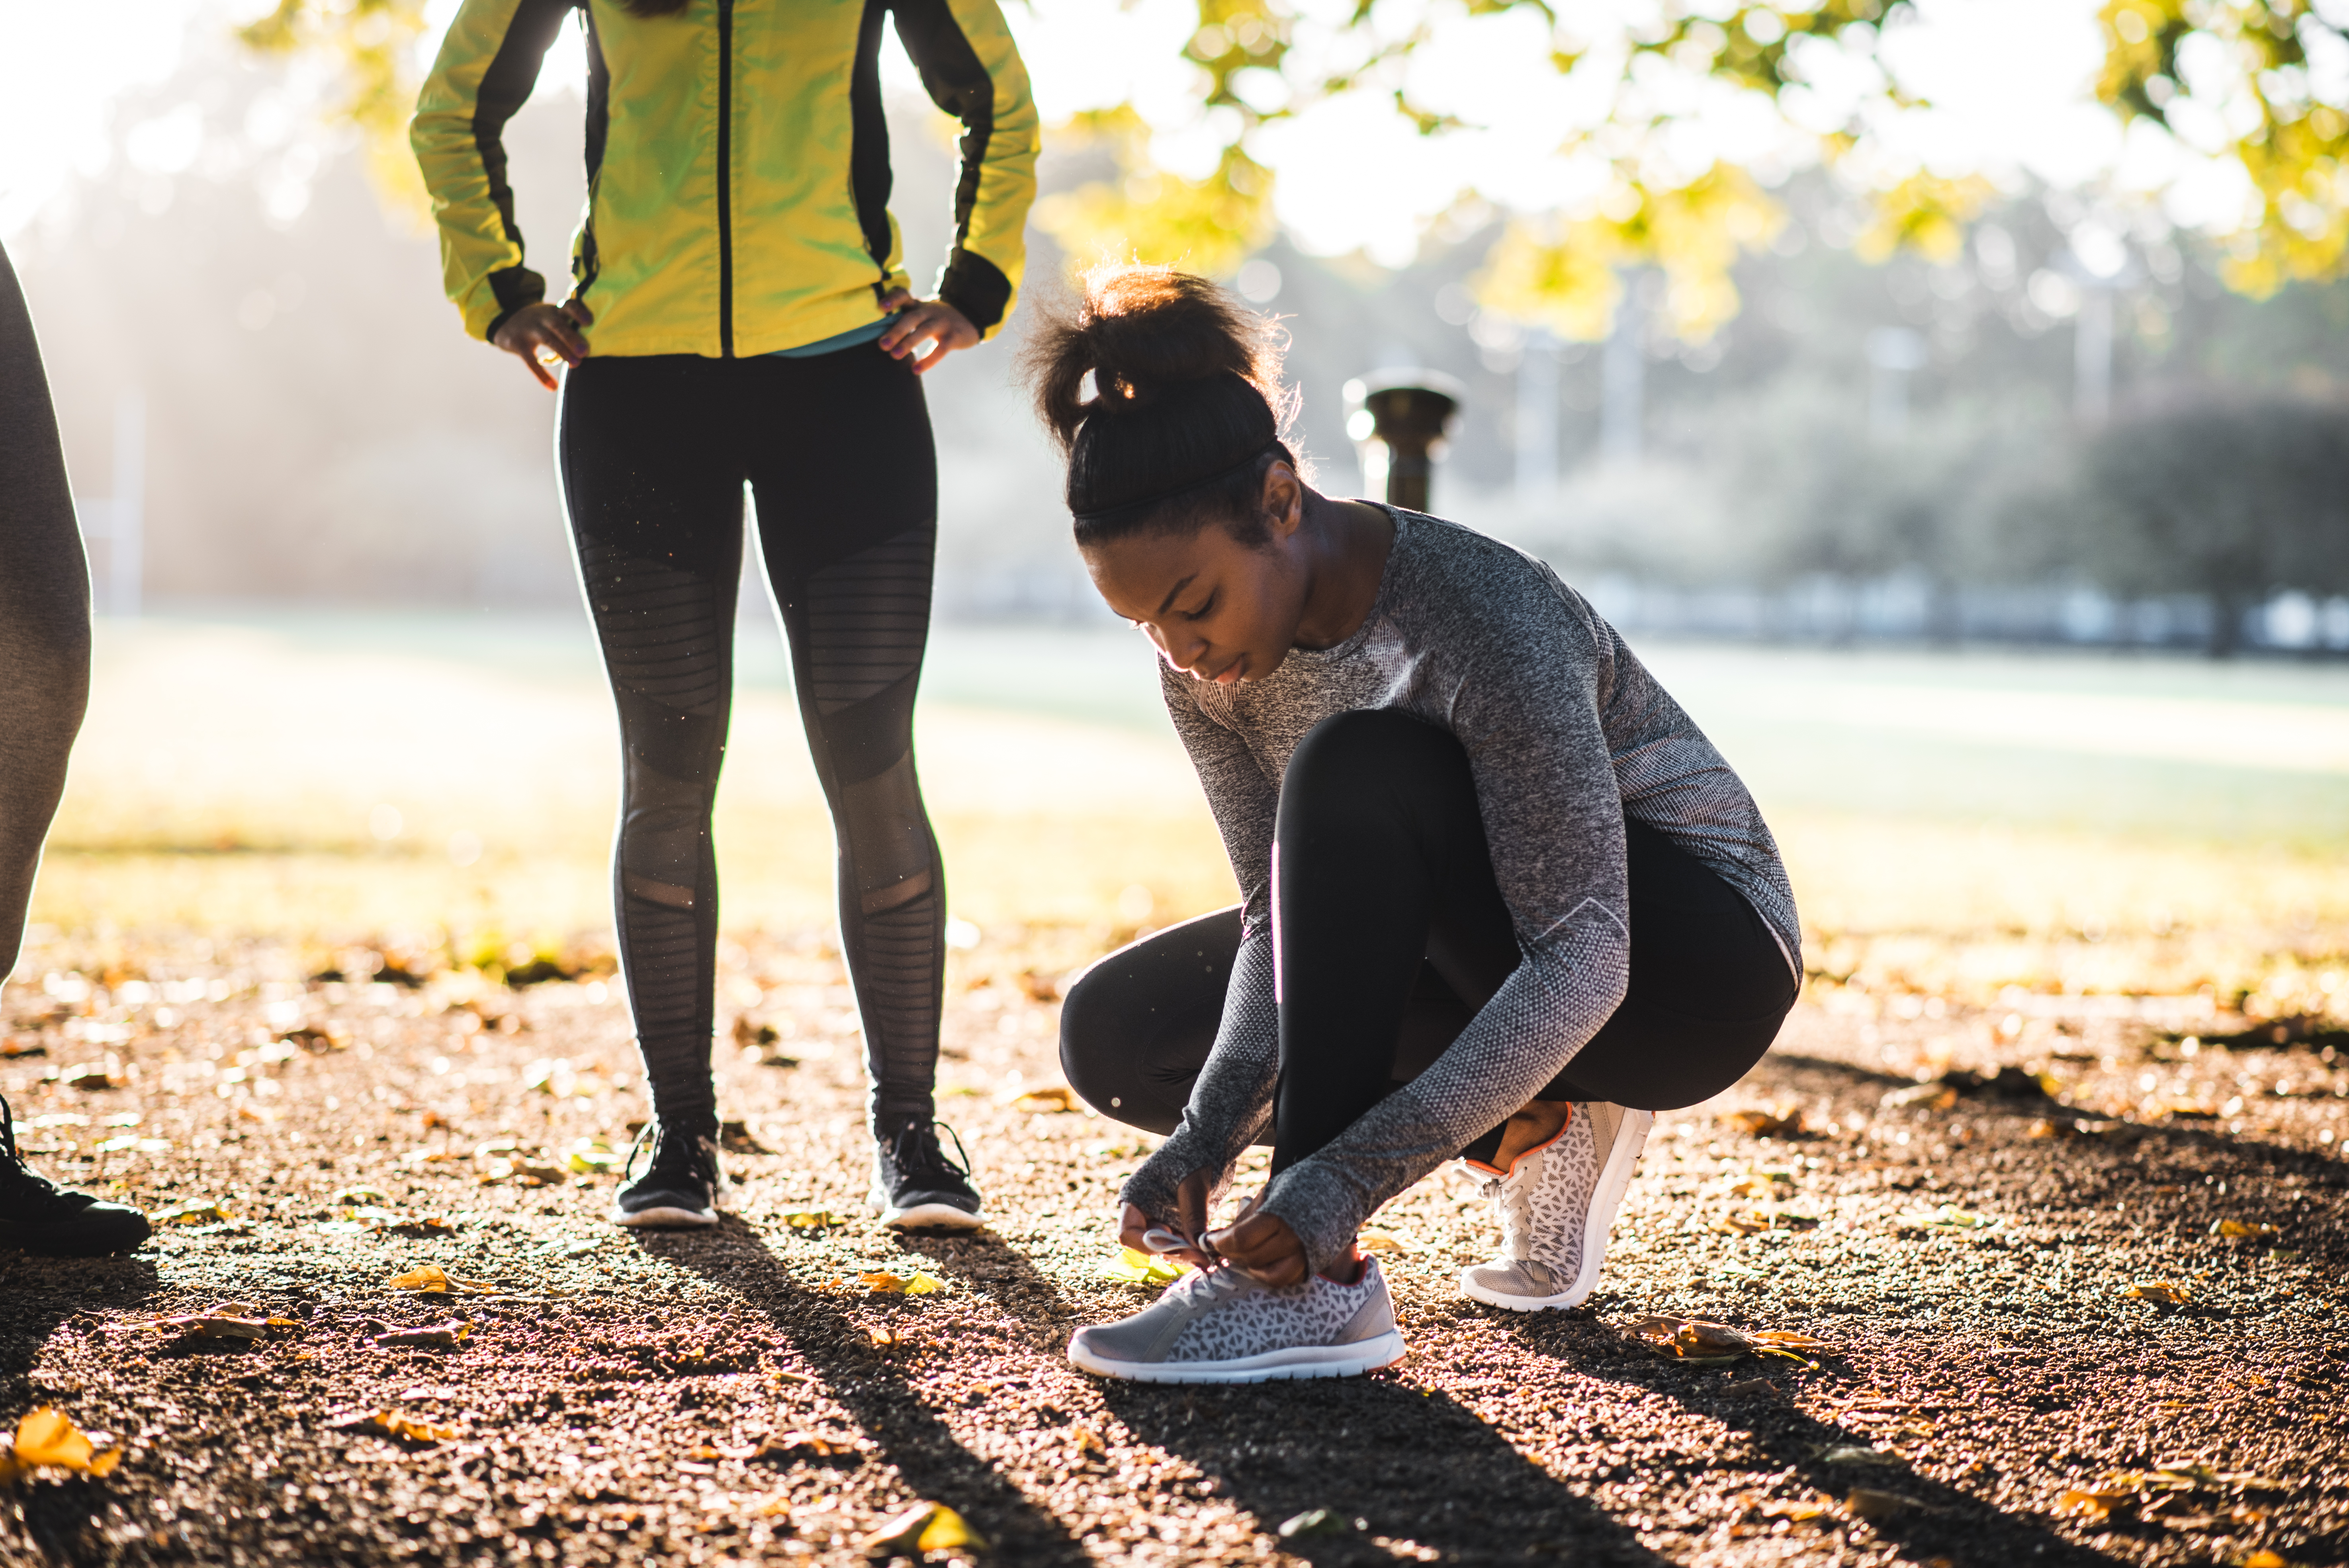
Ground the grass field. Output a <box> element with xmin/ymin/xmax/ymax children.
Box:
<box><xmin>23</xmin><ymin>608</ymin><xmax>2349</xmax><ymax>1015</ymax></box>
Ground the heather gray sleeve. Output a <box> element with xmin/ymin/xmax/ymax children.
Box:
<box><xmin>1256</xmin><ymin>562</ymin><xmax>1637</xmax><ymax>1271</ymax></box>
<box><xmin>1117</xmin><ymin>668</ymin><xmax>1281</xmax><ymax>1224</ymax></box>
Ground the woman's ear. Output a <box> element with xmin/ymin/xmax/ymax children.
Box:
<box><xmin>1262</xmin><ymin>461</ymin><xmax>1306</xmax><ymax>542</ymax></box>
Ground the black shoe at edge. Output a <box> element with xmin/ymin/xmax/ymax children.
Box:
<box><xmin>0</xmin><ymin>1095</ymin><xmax>151</xmax><ymax>1257</ymax></box>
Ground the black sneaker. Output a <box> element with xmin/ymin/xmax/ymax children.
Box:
<box><xmin>611</xmin><ymin>1120</ymin><xmax>725</xmax><ymax>1229</ymax></box>
<box><xmin>871</xmin><ymin>1118</ymin><xmax>985</xmax><ymax>1230</ymax></box>
<box><xmin>0</xmin><ymin>1096</ymin><xmax>151</xmax><ymax>1257</ymax></box>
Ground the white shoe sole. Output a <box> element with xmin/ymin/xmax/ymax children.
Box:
<box><xmin>1459</xmin><ymin>1107</ymin><xmax>1655</xmax><ymax>1312</ymax></box>
<box><xmin>612</xmin><ymin>1203</ymin><xmax>719</xmax><ymax>1229</ymax></box>
<box><xmin>1067</xmin><ymin>1329</ymin><xmax>1407</xmax><ymax>1385</ymax></box>
<box><xmin>872</xmin><ymin>1193</ymin><xmax>987</xmax><ymax>1230</ymax></box>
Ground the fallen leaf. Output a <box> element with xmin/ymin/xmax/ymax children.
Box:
<box><xmin>755</xmin><ymin>1430</ymin><xmax>854</xmax><ymax>1461</ymax></box>
<box><xmin>1729</xmin><ymin>1173</ymin><xmax>1796</xmax><ymax>1198</ymax></box>
<box><xmin>2057</xmin><ymin>1486</ymin><xmax>2132</xmax><ymax>1523</ymax></box>
<box><xmin>387</xmin><ymin>1265</ymin><xmax>495</xmax><ymax>1295</ymax></box>
<box><xmin>9</xmin><ymin>1408</ymin><xmax>123</xmax><ymax>1476</ymax></box>
<box><xmin>1102</xmin><ymin>1247</ymin><xmax>1183</xmax><ymax>1286</ymax></box>
<box><xmin>59</xmin><ymin>1064</ymin><xmax>117</xmax><ymax>1091</ymax></box>
<box><xmin>334</xmin><ymin>1187</ymin><xmax>390</xmax><ymax>1205</ymax></box>
<box><xmin>151</xmin><ymin>1313</ymin><xmax>286</xmax><ymax>1341</ymax></box>
<box><xmin>331</xmin><ymin>1409</ymin><xmax>459</xmax><ymax>1445</ymax></box>
<box><xmin>1821</xmin><ymin>1446</ymin><xmax>1899</xmax><ymax>1466</ymax></box>
<box><xmin>1358</xmin><ymin>1230</ymin><xmax>1412</xmax><ymax>1255</ymax></box>
<box><xmin>1015</xmin><ymin>968</ymin><xmax>1060</xmax><ymax>1003</ymax></box>
<box><xmin>780</xmin><ymin>1210</ymin><xmax>845</xmax><ymax>1230</ymax></box>
<box><xmin>1844</xmin><ymin>1488</ymin><xmax>1917</xmax><ymax>1522</ymax></box>
<box><xmin>1723</xmin><ymin>1109</ymin><xmax>1806</xmax><ymax>1137</ymax></box>
<box><xmin>564</xmin><ymin>1137</ymin><xmax>622</xmax><ymax>1175</ymax></box>
<box><xmin>1013</xmin><ymin>1085</ymin><xmax>1078</xmax><ymax>1113</ymax></box>
<box><xmin>861</xmin><ymin>1500</ymin><xmax>986</xmax><ymax>1558</ymax></box>
<box><xmin>2241</xmin><ymin>1552</ymin><xmax>2289</xmax><ymax>1568</ymax></box>
<box><xmin>1895</xmin><ymin>1204</ymin><xmax>1999</xmax><ymax>1234</ymax></box>
<box><xmin>2121</xmin><ymin>1281</ymin><xmax>2192</xmax><ymax>1306</ymax></box>
<box><xmin>1756</xmin><ymin>1496</ymin><xmax>1831</xmax><ymax>1522</ymax></box>
<box><xmin>152</xmin><ymin>1201</ymin><xmax>230</xmax><ymax>1226</ymax></box>
<box><xmin>1277</xmin><ymin>1508</ymin><xmax>1352</xmax><ymax>1540</ymax></box>
<box><xmin>851</xmin><ymin>1271</ymin><xmax>944</xmax><ymax>1296</ymax></box>
<box><xmin>1622</xmin><ymin>1316</ymin><xmax>1753</xmax><ymax>1365</ymax></box>
<box><xmin>1070</xmin><ymin>1423</ymin><xmax>1105</xmax><ymax>1453</ymax></box>
<box><xmin>374</xmin><ymin>1322</ymin><xmax>470</xmax><ymax>1349</ymax></box>
<box><xmin>2212</xmin><ymin>1219</ymin><xmax>2280</xmax><ymax>1241</ymax></box>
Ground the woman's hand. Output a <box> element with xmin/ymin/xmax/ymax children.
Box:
<box><xmin>1205</xmin><ymin>1194</ymin><xmax>1310</xmax><ymax>1289</ymax></box>
<box><xmin>876</xmin><ymin>288</ymin><xmax>978</xmax><ymax>373</ymax></box>
<box><xmin>492</xmin><ymin>299</ymin><xmax>595</xmax><ymax>391</ymax></box>
<box><xmin>1116</xmin><ymin>1169</ymin><xmax>1216</xmax><ymax>1271</ymax></box>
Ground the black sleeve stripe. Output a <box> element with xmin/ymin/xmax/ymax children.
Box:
<box><xmin>473</xmin><ymin>0</ymin><xmax>575</xmax><ymax>254</ymax></box>
<box><xmin>850</xmin><ymin>0</ymin><xmax>896</xmax><ymax>268</ymax></box>
<box><xmin>579</xmin><ymin>6</ymin><xmax>610</xmax><ymax>293</ymax></box>
<box><xmin>887</xmin><ymin>0</ymin><xmax>994</xmax><ymax>247</ymax></box>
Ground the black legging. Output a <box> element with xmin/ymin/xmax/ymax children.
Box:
<box><xmin>1060</xmin><ymin>710</ymin><xmax>1796</xmax><ymax>1169</ymax></box>
<box><xmin>557</xmin><ymin>348</ymin><xmax>945</xmax><ymax>1138</ymax></box>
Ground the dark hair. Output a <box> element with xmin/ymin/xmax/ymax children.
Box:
<box><xmin>618</xmin><ymin>0</ymin><xmax>691</xmax><ymax>16</ymax></box>
<box><xmin>1023</xmin><ymin>264</ymin><xmax>1299</xmax><ymax>546</ymax></box>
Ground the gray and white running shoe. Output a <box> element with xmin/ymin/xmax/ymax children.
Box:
<box><xmin>1068</xmin><ymin>1258</ymin><xmax>1406</xmax><ymax>1384</ymax></box>
<box><xmin>1460</xmin><ymin>1101</ymin><xmax>1653</xmax><ymax>1311</ymax></box>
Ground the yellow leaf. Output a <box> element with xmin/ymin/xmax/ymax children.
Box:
<box><xmin>1103</xmin><ymin>1247</ymin><xmax>1183</xmax><ymax>1285</ymax></box>
<box><xmin>781</xmin><ymin>1210</ymin><xmax>843</xmax><ymax>1230</ymax></box>
<box><xmin>1722</xmin><ymin>1108</ymin><xmax>1807</xmax><ymax>1137</ymax></box>
<box><xmin>2057</xmin><ymin>1486</ymin><xmax>2129</xmax><ymax>1522</ymax></box>
<box><xmin>2122</xmin><ymin>1281</ymin><xmax>2192</xmax><ymax>1306</ymax></box>
<box><xmin>1358</xmin><ymin>1230</ymin><xmax>1411</xmax><ymax>1256</ymax></box>
<box><xmin>388</xmin><ymin>1265</ymin><xmax>495</xmax><ymax>1295</ymax></box>
<box><xmin>2241</xmin><ymin>1551</ymin><xmax>2289</xmax><ymax>1568</ymax></box>
<box><xmin>14</xmin><ymin>1408</ymin><xmax>111</xmax><ymax>1472</ymax></box>
<box><xmin>153</xmin><ymin>1201</ymin><xmax>230</xmax><ymax>1226</ymax></box>
<box><xmin>917</xmin><ymin>1503</ymin><xmax>985</xmax><ymax>1552</ymax></box>
<box><xmin>853</xmin><ymin>1271</ymin><xmax>944</xmax><ymax>1296</ymax></box>
<box><xmin>2212</xmin><ymin>1219</ymin><xmax>2280</xmax><ymax>1240</ymax></box>
<box><xmin>1844</xmin><ymin>1488</ymin><xmax>1916</xmax><ymax>1521</ymax></box>
<box><xmin>1013</xmin><ymin>1086</ymin><xmax>1078</xmax><ymax>1113</ymax></box>
<box><xmin>1623</xmin><ymin>1315</ymin><xmax>1752</xmax><ymax>1364</ymax></box>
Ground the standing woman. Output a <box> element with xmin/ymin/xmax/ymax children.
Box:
<box><xmin>413</xmin><ymin>0</ymin><xmax>1037</xmax><ymax>1230</ymax></box>
<box><xmin>1035</xmin><ymin>267</ymin><xmax>1801</xmax><ymax>1382</ymax></box>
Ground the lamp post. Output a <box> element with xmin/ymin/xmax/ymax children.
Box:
<box><xmin>1343</xmin><ymin>370</ymin><xmax>1464</xmax><ymax>513</ymax></box>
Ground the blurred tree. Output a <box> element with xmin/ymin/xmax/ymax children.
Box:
<box><xmin>2063</xmin><ymin>392</ymin><xmax>2349</xmax><ymax>654</ymax></box>
<box><xmin>236</xmin><ymin>0</ymin><xmax>432</xmax><ymax>219</ymax></box>
<box><xmin>1044</xmin><ymin>0</ymin><xmax>2345</xmax><ymax>344</ymax></box>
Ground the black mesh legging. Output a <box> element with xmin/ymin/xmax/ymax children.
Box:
<box><xmin>557</xmin><ymin>348</ymin><xmax>945</xmax><ymax>1138</ymax></box>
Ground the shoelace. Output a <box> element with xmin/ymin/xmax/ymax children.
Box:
<box><xmin>622</xmin><ymin>1119</ymin><xmax>718</xmax><ymax>1192</ymax></box>
<box><xmin>889</xmin><ymin>1119</ymin><xmax>975</xmax><ymax>1187</ymax></box>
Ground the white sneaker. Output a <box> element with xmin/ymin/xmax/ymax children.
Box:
<box><xmin>1067</xmin><ymin>1259</ymin><xmax>1406</xmax><ymax>1384</ymax></box>
<box><xmin>1459</xmin><ymin>1101</ymin><xmax>1653</xmax><ymax>1311</ymax></box>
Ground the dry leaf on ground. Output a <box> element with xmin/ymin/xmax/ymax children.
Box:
<box><xmin>152</xmin><ymin>1201</ymin><xmax>231</xmax><ymax>1226</ymax></box>
<box><xmin>2212</xmin><ymin>1219</ymin><xmax>2281</xmax><ymax>1240</ymax></box>
<box><xmin>1844</xmin><ymin>1488</ymin><xmax>1918</xmax><ymax>1521</ymax></box>
<box><xmin>319</xmin><ymin>1206</ymin><xmax>457</xmax><ymax>1238</ymax></box>
<box><xmin>1756</xmin><ymin>1496</ymin><xmax>1831</xmax><ymax>1523</ymax></box>
<box><xmin>862</xmin><ymin>1500</ymin><xmax>985</xmax><ymax>1558</ymax></box>
<box><xmin>1722</xmin><ymin>1109</ymin><xmax>1806</xmax><ymax>1136</ymax></box>
<box><xmin>780</xmin><ymin>1210</ymin><xmax>845</xmax><ymax>1230</ymax></box>
<box><xmin>374</xmin><ymin>1322</ymin><xmax>469</xmax><ymax>1349</ymax></box>
<box><xmin>3</xmin><ymin>1408</ymin><xmax>123</xmax><ymax>1481</ymax></box>
<box><xmin>755</xmin><ymin>1430</ymin><xmax>855</xmax><ymax>1461</ymax></box>
<box><xmin>330</xmin><ymin>1410</ymin><xmax>459</xmax><ymax>1445</ymax></box>
<box><xmin>1102</xmin><ymin>1247</ymin><xmax>1183</xmax><ymax>1286</ymax></box>
<box><xmin>1622</xmin><ymin>1316</ymin><xmax>1831</xmax><ymax>1366</ymax></box>
<box><xmin>2121</xmin><ymin>1281</ymin><xmax>2192</xmax><ymax>1306</ymax></box>
<box><xmin>1895</xmin><ymin>1204</ymin><xmax>1999</xmax><ymax>1234</ymax></box>
<box><xmin>1277</xmin><ymin>1508</ymin><xmax>1352</xmax><ymax>1539</ymax></box>
<box><xmin>387</xmin><ymin>1265</ymin><xmax>496</xmax><ymax>1295</ymax></box>
<box><xmin>847</xmin><ymin>1271</ymin><xmax>944</xmax><ymax>1296</ymax></box>
<box><xmin>1012</xmin><ymin>1085</ymin><xmax>1077</xmax><ymax>1113</ymax></box>
<box><xmin>564</xmin><ymin>1138</ymin><xmax>622</xmax><ymax>1175</ymax></box>
<box><xmin>151</xmin><ymin>1312</ymin><xmax>295</xmax><ymax>1341</ymax></box>
<box><xmin>2057</xmin><ymin>1484</ymin><xmax>2133</xmax><ymax>1522</ymax></box>
<box><xmin>1358</xmin><ymin>1230</ymin><xmax>1412</xmax><ymax>1255</ymax></box>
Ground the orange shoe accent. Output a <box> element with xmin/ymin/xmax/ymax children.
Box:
<box><xmin>1463</xmin><ymin>1104</ymin><xmax>1576</xmax><ymax>1179</ymax></box>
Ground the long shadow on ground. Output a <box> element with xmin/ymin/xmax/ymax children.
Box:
<box><xmin>1101</xmin><ymin>1373</ymin><xmax>1674</xmax><ymax>1568</ymax></box>
<box><xmin>0</xmin><ymin>1252</ymin><xmax>160</xmax><ymax>1566</ymax></box>
<box><xmin>634</xmin><ymin>1221</ymin><xmax>1096</xmax><ymax>1567</ymax></box>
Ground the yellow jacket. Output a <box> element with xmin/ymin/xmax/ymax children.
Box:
<box><xmin>413</xmin><ymin>0</ymin><xmax>1038</xmax><ymax>357</ymax></box>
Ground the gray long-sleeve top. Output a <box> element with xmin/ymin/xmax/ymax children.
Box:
<box><xmin>1117</xmin><ymin>508</ymin><xmax>1801</xmax><ymax>1271</ymax></box>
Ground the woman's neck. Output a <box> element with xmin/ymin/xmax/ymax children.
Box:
<box><xmin>1290</xmin><ymin>493</ymin><xmax>1396</xmax><ymax>651</ymax></box>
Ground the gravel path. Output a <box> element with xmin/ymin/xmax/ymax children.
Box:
<box><xmin>0</xmin><ymin>930</ymin><xmax>2342</xmax><ymax>1566</ymax></box>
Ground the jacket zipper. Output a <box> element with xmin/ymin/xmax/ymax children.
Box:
<box><xmin>716</xmin><ymin>0</ymin><xmax>736</xmax><ymax>357</ymax></box>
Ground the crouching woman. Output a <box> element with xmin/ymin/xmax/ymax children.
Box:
<box><xmin>1029</xmin><ymin>266</ymin><xmax>1802</xmax><ymax>1384</ymax></box>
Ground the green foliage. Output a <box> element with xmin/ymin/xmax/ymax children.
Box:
<box><xmin>1041</xmin><ymin>0</ymin><xmax>2347</xmax><ymax>340</ymax></box>
<box><xmin>235</xmin><ymin>0</ymin><xmax>432</xmax><ymax>223</ymax></box>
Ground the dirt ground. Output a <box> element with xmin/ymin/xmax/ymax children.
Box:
<box><xmin>0</xmin><ymin>927</ymin><xmax>2343</xmax><ymax>1568</ymax></box>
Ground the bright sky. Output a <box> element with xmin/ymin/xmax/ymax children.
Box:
<box><xmin>0</xmin><ymin>0</ymin><xmax>2260</xmax><ymax>258</ymax></box>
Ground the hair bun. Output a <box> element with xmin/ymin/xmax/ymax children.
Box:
<box><xmin>1025</xmin><ymin>264</ymin><xmax>1286</xmax><ymax>450</ymax></box>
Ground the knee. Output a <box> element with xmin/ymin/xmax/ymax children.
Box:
<box><xmin>1057</xmin><ymin>972</ymin><xmax>1178</xmax><ymax>1136</ymax></box>
<box><xmin>1281</xmin><ymin>709</ymin><xmax>1459</xmax><ymax>820</ymax></box>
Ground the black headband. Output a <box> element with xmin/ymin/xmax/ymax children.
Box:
<box><xmin>1070</xmin><ymin>443</ymin><xmax>1283</xmax><ymax>526</ymax></box>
